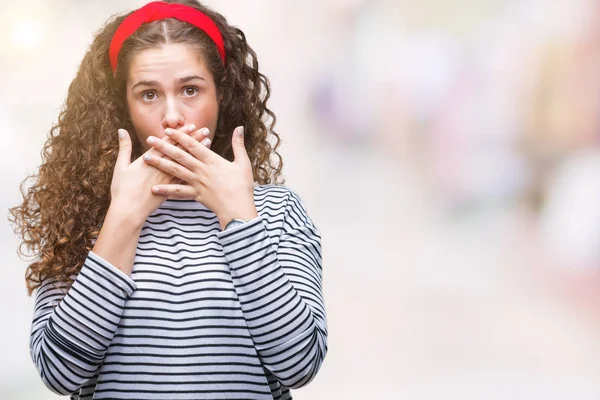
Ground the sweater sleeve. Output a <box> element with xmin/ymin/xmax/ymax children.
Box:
<box><xmin>29</xmin><ymin>251</ymin><xmax>137</xmax><ymax>395</ymax></box>
<box><xmin>217</xmin><ymin>189</ymin><xmax>328</xmax><ymax>388</ymax></box>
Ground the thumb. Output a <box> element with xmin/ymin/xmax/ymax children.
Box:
<box><xmin>115</xmin><ymin>129</ymin><xmax>132</xmax><ymax>170</ymax></box>
<box><xmin>231</xmin><ymin>126</ymin><xmax>248</xmax><ymax>165</ymax></box>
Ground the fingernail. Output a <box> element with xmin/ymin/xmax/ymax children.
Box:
<box><xmin>187</xmin><ymin>124</ymin><xmax>196</xmax><ymax>132</ymax></box>
<box><xmin>118</xmin><ymin>129</ymin><xmax>126</xmax><ymax>138</ymax></box>
<box><xmin>143</xmin><ymin>154</ymin><xmax>152</xmax><ymax>161</ymax></box>
<box><xmin>201</xmin><ymin>127</ymin><xmax>210</xmax><ymax>136</ymax></box>
<box><xmin>236</xmin><ymin>126</ymin><xmax>244</xmax><ymax>136</ymax></box>
<box><xmin>201</xmin><ymin>138</ymin><xmax>211</xmax><ymax>147</ymax></box>
<box><xmin>165</xmin><ymin>128</ymin><xmax>173</xmax><ymax>136</ymax></box>
<box><xmin>147</xmin><ymin>136</ymin><xmax>155</xmax><ymax>144</ymax></box>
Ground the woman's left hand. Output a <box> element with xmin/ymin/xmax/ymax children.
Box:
<box><xmin>143</xmin><ymin>125</ymin><xmax>258</xmax><ymax>229</ymax></box>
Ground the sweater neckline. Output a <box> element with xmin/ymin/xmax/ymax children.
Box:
<box><xmin>159</xmin><ymin>198</ymin><xmax>209</xmax><ymax>210</ymax></box>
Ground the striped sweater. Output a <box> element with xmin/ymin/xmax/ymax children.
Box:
<box><xmin>30</xmin><ymin>185</ymin><xmax>327</xmax><ymax>399</ymax></box>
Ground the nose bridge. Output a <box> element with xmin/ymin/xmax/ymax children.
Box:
<box><xmin>162</xmin><ymin>94</ymin><xmax>184</xmax><ymax>129</ymax></box>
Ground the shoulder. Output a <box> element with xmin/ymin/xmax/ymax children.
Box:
<box><xmin>254</xmin><ymin>184</ymin><xmax>317</xmax><ymax>230</ymax></box>
<box><xmin>253</xmin><ymin>184</ymin><xmax>307</xmax><ymax>213</ymax></box>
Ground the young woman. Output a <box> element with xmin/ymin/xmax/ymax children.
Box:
<box><xmin>9</xmin><ymin>1</ymin><xmax>327</xmax><ymax>398</ymax></box>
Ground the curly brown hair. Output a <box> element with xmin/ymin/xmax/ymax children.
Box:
<box><xmin>8</xmin><ymin>0</ymin><xmax>284</xmax><ymax>296</ymax></box>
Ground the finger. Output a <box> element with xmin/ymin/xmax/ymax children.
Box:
<box><xmin>156</xmin><ymin>127</ymin><xmax>209</xmax><ymax>160</ymax></box>
<box><xmin>116</xmin><ymin>129</ymin><xmax>133</xmax><ymax>170</ymax></box>
<box><xmin>192</xmin><ymin>126</ymin><xmax>211</xmax><ymax>139</ymax></box>
<box><xmin>171</xmin><ymin>125</ymin><xmax>209</xmax><ymax>152</ymax></box>
<box><xmin>163</xmin><ymin>125</ymin><xmax>209</xmax><ymax>150</ymax></box>
<box><xmin>231</xmin><ymin>126</ymin><xmax>249</xmax><ymax>166</ymax></box>
<box><xmin>145</xmin><ymin>137</ymin><xmax>174</xmax><ymax>159</ymax></box>
<box><xmin>151</xmin><ymin>183</ymin><xmax>196</xmax><ymax>199</ymax></box>
<box><xmin>142</xmin><ymin>150</ymin><xmax>196</xmax><ymax>182</ymax></box>
<box><xmin>146</xmin><ymin>124</ymin><xmax>196</xmax><ymax>159</ymax></box>
<box><xmin>146</xmin><ymin>136</ymin><xmax>200</xmax><ymax>171</ymax></box>
<box><xmin>190</xmin><ymin>127</ymin><xmax>211</xmax><ymax>148</ymax></box>
<box><xmin>143</xmin><ymin>125</ymin><xmax>209</xmax><ymax>167</ymax></box>
<box><xmin>164</xmin><ymin>127</ymin><xmax>213</xmax><ymax>163</ymax></box>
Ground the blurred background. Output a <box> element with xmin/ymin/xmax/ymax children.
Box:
<box><xmin>2</xmin><ymin>0</ymin><xmax>600</xmax><ymax>398</ymax></box>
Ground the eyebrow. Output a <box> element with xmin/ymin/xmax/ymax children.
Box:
<box><xmin>132</xmin><ymin>75</ymin><xmax>206</xmax><ymax>91</ymax></box>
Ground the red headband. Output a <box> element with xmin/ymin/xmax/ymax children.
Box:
<box><xmin>109</xmin><ymin>1</ymin><xmax>226</xmax><ymax>72</ymax></box>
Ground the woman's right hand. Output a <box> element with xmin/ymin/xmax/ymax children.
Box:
<box><xmin>109</xmin><ymin>126</ymin><xmax>207</xmax><ymax>223</ymax></box>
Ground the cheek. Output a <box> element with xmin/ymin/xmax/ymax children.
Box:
<box><xmin>127</xmin><ymin>101</ymin><xmax>160</xmax><ymax>143</ymax></box>
<box><xmin>190</xmin><ymin>98</ymin><xmax>219</xmax><ymax>138</ymax></box>
<box><xmin>207</xmin><ymin>101</ymin><xmax>220</xmax><ymax>134</ymax></box>
<box><xmin>129</xmin><ymin>111</ymin><xmax>150</xmax><ymax>143</ymax></box>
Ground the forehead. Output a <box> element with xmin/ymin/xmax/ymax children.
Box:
<box><xmin>127</xmin><ymin>43</ymin><xmax>210</xmax><ymax>82</ymax></box>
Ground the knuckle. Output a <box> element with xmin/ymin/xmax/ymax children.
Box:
<box><xmin>170</xmin><ymin>165</ymin><xmax>180</xmax><ymax>175</ymax></box>
<box><xmin>185</xmin><ymin>138</ymin><xmax>197</xmax><ymax>152</ymax></box>
<box><xmin>174</xmin><ymin>150</ymin><xmax>184</xmax><ymax>161</ymax></box>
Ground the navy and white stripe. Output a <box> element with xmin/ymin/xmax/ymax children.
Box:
<box><xmin>30</xmin><ymin>185</ymin><xmax>327</xmax><ymax>399</ymax></box>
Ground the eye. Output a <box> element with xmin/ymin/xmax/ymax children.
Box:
<box><xmin>141</xmin><ymin>91</ymin><xmax>158</xmax><ymax>101</ymax></box>
<box><xmin>182</xmin><ymin>86</ymin><xmax>199</xmax><ymax>97</ymax></box>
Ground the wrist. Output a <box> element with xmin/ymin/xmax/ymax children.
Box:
<box><xmin>218</xmin><ymin>209</ymin><xmax>259</xmax><ymax>231</ymax></box>
<box><xmin>107</xmin><ymin>202</ymin><xmax>146</xmax><ymax>230</ymax></box>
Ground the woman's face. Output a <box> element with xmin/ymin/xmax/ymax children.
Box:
<box><xmin>126</xmin><ymin>43</ymin><xmax>219</xmax><ymax>152</ymax></box>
